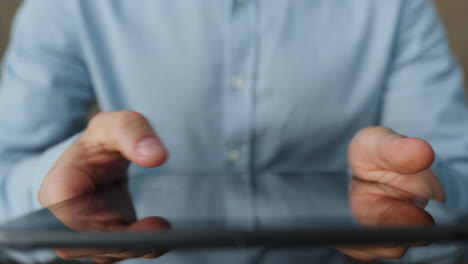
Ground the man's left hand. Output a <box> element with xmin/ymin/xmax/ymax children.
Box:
<box><xmin>339</xmin><ymin>126</ymin><xmax>445</xmax><ymax>261</ymax></box>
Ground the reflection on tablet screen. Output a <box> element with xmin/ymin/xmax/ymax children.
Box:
<box><xmin>0</xmin><ymin>172</ymin><xmax>467</xmax><ymax>263</ymax></box>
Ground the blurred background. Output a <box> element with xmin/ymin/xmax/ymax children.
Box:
<box><xmin>1</xmin><ymin>0</ymin><xmax>467</xmax><ymax>88</ymax></box>
<box><xmin>0</xmin><ymin>0</ymin><xmax>18</xmax><ymax>62</ymax></box>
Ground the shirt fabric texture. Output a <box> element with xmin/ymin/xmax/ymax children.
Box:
<box><xmin>1</xmin><ymin>0</ymin><xmax>468</xmax><ymax>263</ymax></box>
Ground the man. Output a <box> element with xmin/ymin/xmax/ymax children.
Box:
<box><xmin>0</xmin><ymin>0</ymin><xmax>467</xmax><ymax>263</ymax></box>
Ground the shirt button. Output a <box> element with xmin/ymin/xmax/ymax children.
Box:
<box><xmin>228</xmin><ymin>150</ymin><xmax>240</xmax><ymax>163</ymax></box>
<box><xmin>232</xmin><ymin>76</ymin><xmax>246</xmax><ymax>89</ymax></box>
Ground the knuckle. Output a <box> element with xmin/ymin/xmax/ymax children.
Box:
<box><xmin>88</xmin><ymin>110</ymin><xmax>147</xmax><ymax>129</ymax></box>
<box><xmin>354</xmin><ymin>126</ymin><xmax>394</xmax><ymax>141</ymax></box>
<box><xmin>87</xmin><ymin>111</ymin><xmax>112</xmax><ymax>129</ymax></box>
<box><xmin>119</xmin><ymin>110</ymin><xmax>145</xmax><ymax>120</ymax></box>
<box><xmin>85</xmin><ymin>110</ymin><xmax>150</xmax><ymax>140</ymax></box>
<box><xmin>116</xmin><ymin>110</ymin><xmax>148</xmax><ymax>129</ymax></box>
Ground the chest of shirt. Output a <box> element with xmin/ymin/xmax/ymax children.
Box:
<box><xmin>74</xmin><ymin>0</ymin><xmax>399</xmax><ymax>171</ymax></box>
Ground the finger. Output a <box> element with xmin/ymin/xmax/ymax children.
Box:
<box><xmin>339</xmin><ymin>245</ymin><xmax>408</xmax><ymax>261</ymax></box>
<box><xmin>99</xmin><ymin>248</ymin><xmax>167</xmax><ymax>260</ymax></box>
<box><xmin>98</xmin><ymin>218</ymin><xmax>171</xmax><ymax>259</ymax></box>
<box><xmin>98</xmin><ymin>217</ymin><xmax>171</xmax><ymax>259</ymax></box>
<box><xmin>142</xmin><ymin>251</ymin><xmax>167</xmax><ymax>259</ymax></box>
<box><xmin>348</xmin><ymin>126</ymin><xmax>444</xmax><ymax>202</ymax></box>
<box><xmin>39</xmin><ymin>110</ymin><xmax>168</xmax><ymax>206</ymax></box>
<box><xmin>360</xmin><ymin>245</ymin><xmax>408</xmax><ymax>259</ymax></box>
<box><xmin>349</xmin><ymin>127</ymin><xmax>433</xmax><ymax>175</ymax></box>
<box><xmin>351</xmin><ymin>189</ymin><xmax>435</xmax><ymax>227</ymax></box>
<box><xmin>369</xmin><ymin>169</ymin><xmax>444</xmax><ymax>203</ymax></box>
<box><xmin>55</xmin><ymin>248</ymin><xmax>123</xmax><ymax>260</ymax></box>
<box><xmin>82</xmin><ymin>110</ymin><xmax>168</xmax><ymax>167</ymax></box>
<box><xmin>92</xmin><ymin>256</ymin><xmax>121</xmax><ymax>264</ymax></box>
<box><xmin>128</xmin><ymin>216</ymin><xmax>171</xmax><ymax>231</ymax></box>
<box><xmin>351</xmin><ymin>177</ymin><xmax>431</xmax><ymax>209</ymax></box>
<box><xmin>339</xmin><ymin>248</ymin><xmax>376</xmax><ymax>262</ymax></box>
<box><xmin>124</xmin><ymin>217</ymin><xmax>171</xmax><ymax>256</ymax></box>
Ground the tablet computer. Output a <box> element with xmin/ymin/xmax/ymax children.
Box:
<box><xmin>0</xmin><ymin>172</ymin><xmax>466</xmax><ymax>251</ymax></box>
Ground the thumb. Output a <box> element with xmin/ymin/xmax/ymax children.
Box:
<box><xmin>81</xmin><ymin>110</ymin><xmax>168</xmax><ymax>167</ymax></box>
<box><xmin>348</xmin><ymin>126</ymin><xmax>444</xmax><ymax>202</ymax></box>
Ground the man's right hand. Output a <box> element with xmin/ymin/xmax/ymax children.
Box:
<box><xmin>38</xmin><ymin>110</ymin><xmax>170</xmax><ymax>264</ymax></box>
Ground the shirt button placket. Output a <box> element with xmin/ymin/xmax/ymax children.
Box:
<box><xmin>228</xmin><ymin>150</ymin><xmax>241</xmax><ymax>164</ymax></box>
<box><xmin>232</xmin><ymin>76</ymin><xmax>246</xmax><ymax>90</ymax></box>
<box><xmin>222</xmin><ymin>0</ymin><xmax>258</xmax><ymax>228</ymax></box>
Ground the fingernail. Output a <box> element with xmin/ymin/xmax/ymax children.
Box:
<box><xmin>136</xmin><ymin>137</ymin><xmax>165</xmax><ymax>156</ymax></box>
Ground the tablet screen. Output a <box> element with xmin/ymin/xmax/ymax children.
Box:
<box><xmin>0</xmin><ymin>172</ymin><xmax>467</xmax><ymax>263</ymax></box>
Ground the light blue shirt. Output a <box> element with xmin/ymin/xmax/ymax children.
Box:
<box><xmin>1</xmin><ymin>0</ymin><xmax>468</xmax><ymax>263</ymax></box>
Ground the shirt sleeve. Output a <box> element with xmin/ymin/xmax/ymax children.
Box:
<box><xmin>380</xmin><ymin>0</ymin><xmax>468</xmax><ymax>214</ymax></box>
<box><xmin>0</xmin><ymin>0</ymin><xmax>93</xmax><ymax>222</ymax></box>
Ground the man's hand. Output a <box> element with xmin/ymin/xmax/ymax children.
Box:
<box><xmin>340</xmin><ymin>126</ymin><xmax>445</xmax><ymax>261</ymax></box>
<box><xmin>38</xmin><ymin>110</ymin><xmax>170</xmax><ymax>264</ymax></box>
